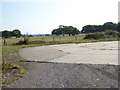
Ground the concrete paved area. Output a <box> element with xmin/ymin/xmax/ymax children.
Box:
<box><xmin>19</xmin><ymin>41</ymin><xmax>118</xmax><ymax>65</ymax></box>
<box><xmin>9</xmin><ymin>41</ymin><xmax>119</xmax><ymax>88</ymax></box>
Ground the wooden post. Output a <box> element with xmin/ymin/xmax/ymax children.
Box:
<box><xmin>53</xmin><ymin>36</ymin><xmax>55</xmax><ymax>41</ymax></box>
<box><xmin>42</xmin><ymin>37</ymin><xmax>44</xmax><ymax>41</ymax></box>
<box><xmin>59</xmin><ymin>36</ymin><xmax>61</xmax><ymax>41</ymax></box>
<box><xmin>75</xmin><ymin>36</ymin><xmax>77</xmax><ymax>41</ymax></box>
<box><xmin>4</xmin><ymin>38</ymin><xmax>7</xmax><ymax>45</ymax></box>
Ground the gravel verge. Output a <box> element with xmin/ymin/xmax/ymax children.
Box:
<box><xmin>9</xmin><ymin>62</ymin><xmax>119</xmax><ymax>88</ymax></box>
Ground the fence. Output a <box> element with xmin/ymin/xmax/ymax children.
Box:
<box><xmin>2</xmin><ymin>35</ymin><xmax>85</xmax><ymax>45</ymax></box>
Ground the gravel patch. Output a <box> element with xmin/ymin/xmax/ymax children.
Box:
<box><xmin>9</xmin><ymin>62</ymin><xmax>118</xmax><ymax>88</ymax></box>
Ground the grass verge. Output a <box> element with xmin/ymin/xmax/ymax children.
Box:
<box><xmin>2</xmin><ymin>61</ymin><xmax>26</xmax><ymax>87</ymax></box>
<box><xmin>19</xmin><ymin>59</ymin><xmax>52</xmax><ymax>63</ymax></box>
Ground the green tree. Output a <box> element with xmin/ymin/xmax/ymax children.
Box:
<box><xmin>117</xmin><ymin>22</ymin><xmax>120</xmax><ymax>32</ymax></box>
<box><xmin>103</xmin><ymin>22</ymin><xmax>117</xmax><ymax>31</ymax></box>
<box><xmin>81</xmin><ymin>22</ymin><xmax>118</xmax><ymax>33</ymax></box>
<box><xmin>81</xmin><ymin>25</ymin><xmax>98</xmax><ymax>33</ymax></box>
<box><xmin>52</xmin><ymin>25</ymin><xmax>80</xmax><ymax>36</ymax></box>
<box><xmin>2</xmin><ymin>30</ymin><xmax>12</xmax><ymax>38</ymax></box>
<box><xmin>12</xmin><ymin>29</ymin><xmax>22</xmax><ymax>38</ymax></box>
<box><xmin>52</xmin><ymin>29</ymin><xmax>62</xmax><ymax>35</ymax></box>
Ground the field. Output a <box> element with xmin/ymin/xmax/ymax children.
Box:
<box><xmin>2</xmin><ymin>34</ymin><xmax>119</xmax><ymax>56</ymax></box>
<box><xmin>2</xmin><ymin>35</ymin><xmax>84</xmax><ymax>44</ymax></box>
<box><xmin>1</xmin><ymin>34</ymin><xmax>119</xmax><ymax>87</ymax></box>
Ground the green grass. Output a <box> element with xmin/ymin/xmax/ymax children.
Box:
<box><xmin>18</xmin><ymin>59</ymin><xmax>30</xmax><ymax>62</ymax></box>
<box><xmin>2</xmin><ymin>35</ymin><xmax>85</xmax><ymax>44</ymax></box>
<box><xmin>2</xmin><ymin>45</ymin><xmax>21</xmax><ymax>56</ymax></box>
<box><xmin>2</xmin><ymin>44</ymin><xmax>44</xmax><ymax>56</ymax></box>
<box><xmin>19</xmin><ymin>59</ymin><xmax>52</xmax><ymax>63</ymax></box>
<box><xmin>0</xmin><ymin>84</ymin><xmax>7</xmax><ymax>87</ymax></box>
<box><xmin>28</xmin><ymin>35</ymin><xmax>85</xmax><ymax>42</ymax></box>
<box><xmin>2</xmin><ymin>37</ymin><xmax>24</xmax><ymax>45</ymax></box>
<box><xmin>2</xmin><ymin>62</ymin><xmax>25</xmax><ymax>72</ymax></box>
<box><xmin>2</xmin><ymin>61</ymin><xmax>26</xmax><ymax>75</ymax></box>
<box><xmin>2</xmin><ymin>61</ymin><xmax>26</xmax><ymax>87</ymax></box>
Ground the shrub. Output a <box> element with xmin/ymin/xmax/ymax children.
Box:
<box><xmin>15</xmin><ymin>40</ymin><xmax>46</xmax><ymax>45</ymax></box>
<box><xmin>16</xmin><ymin>37</ymin><xmax>29</xmax><ymax>45</ymax></box>
<box><xmin>118</xmin><ymin>32</ymin><xmax>120</xmax><ymax>37</ymax></box>
<box><xmin>29</xmin><ymin>40</ymin><xmax>45</xmax><ymax>44</ymax></box>
<box><xmin>84</xmin><ymin>32</ymin><xmax>106</xmax><ymax>39</ymax></box>
<box><xmin>105</xmin><ymin>30</ymin><xmax>118</xmax><ymax>36</ymax></box>
<box><xmin>84</xmin><ymin>30</ymin><xmax>119</xmax><ymax>39</ymax></box>
<box><xmin>16</xmin><ymin>39</ymin><xmax>29</xmax><ymax>45</ymax></box>
<box><xmin>105</xmin><ymin>30</ymin><xmax>119</xmax><ymax>38</ymax></box>
<box><xmin>29</xmin><ymin>35</ymin><xmax>33</xmax><ymax>37</ymax></box>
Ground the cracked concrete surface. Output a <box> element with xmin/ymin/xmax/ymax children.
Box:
<box><xmin>19</xmin><ymin>41</ymin><xmax>118</xmax><ymax>65</ymax></box>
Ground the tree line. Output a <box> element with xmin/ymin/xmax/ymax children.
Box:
<box><xmin>81</xmin><ymin>22</ymin><xmax>120</xmax><ymax>33</ymax></box>
<box><xmin>0</xmin><ymin>29</ymin><xmax>22</xmax><ymax>38</ymax></box>
<box><xmin>51</xmin><ymin>22</ymin><xmax>120</xmax><ymax>35</ymax></box>
<box><xmin>1</xmin><ymin>22</ymin><xmax>120</xmax><ymax>38</ymax></box>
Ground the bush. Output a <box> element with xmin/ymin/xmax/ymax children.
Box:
<box><xmin>16</xmin><ymin>37</ymin><xmax>29</xmax><ymax>45</ymax></box>
<box><xmin>104</xmin><ymin>30</ymin><xmax>118</xmax><ymax>37</ymax></box>
<box><xmin>84</xmin><ymin>32</ymin><xmax>106</xmax><ymax>39</ymax></box>
<box><xmin>29</xmin><ymin>40</ymin><xmax>45</xmax><ymax>44</ymax></box>
<box><xmin>29</xmin><ymin>35</ymin><xmax>33</xmax><ymax>37</ymax></box>
<box><xmin>16</xmin><ymin>40</ymin><xmax>46</xmax><ymax>45</ymax></box>
<box><xmin>118</xmin><ymin>32</ymin><xmax>120</xmax><ymax>37</ymax></box>
<box><xmin>84</xmin><ymin>30</ymin><xmax>119</xmax><ymax>39</ymax></box>
<box><xmin>16</xmin><ymin>40</ymin><xmax>28</xmax><ymax>45</ymax></box>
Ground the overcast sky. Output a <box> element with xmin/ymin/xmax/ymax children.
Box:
<box><xmin>0</xmin><ymin>0</ymin><xmax>119</xmax><ymax>34</ymax></box>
